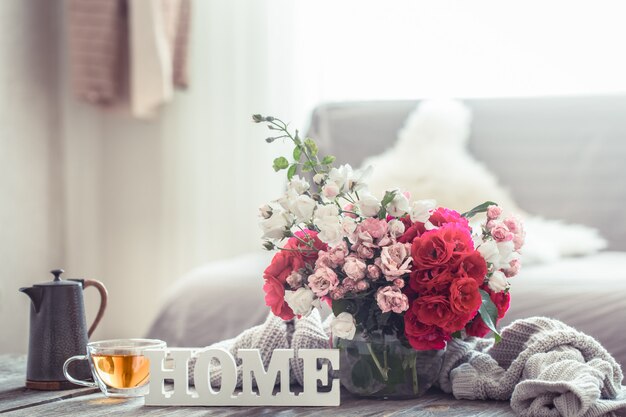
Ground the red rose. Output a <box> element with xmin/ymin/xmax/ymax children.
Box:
<box><xmin>263</xmin><ymin>250</ymin><xmax>305</xmax><ymax>284</ymax></box>
<box><xmin>457</xmin><ymin>251</ymin><xmax>488</xmax><ymax>283</ymax></box>
<box><xmin>404</xmin><ymin>309</ymin><xmax>450</xmax><ymax>350</ymax></box>
<box><xmin>490</xmin><ymin>289</ymin><xmax>511</xmax><ymax>319</ymax></box>
<box><xmin>284</xmin><ymin>229</ymin><xmax>327</xmax><ymax>263</ymax></box>
<box><xmin>398</xmin><ymin>221</ymin><xmax>426</xmax><ymax>244</ymax></box>
<box><xmin>409</xmin><ymin>267</ymin><xmax>455</xmax><ymax>294</ymax></box>
<box><xmin>429</xmin><ymin>207</ymin><xmax>469</xmax><ymax>229</ymax></box>
<box><xmin>411</xmin><ymin>229</ymin><xmax>454</xmax><ymax>270</ymax></box>
<box><xmin>411</xmin><ymin>223</ymin><xmax>473</xmax><ymax>270</ymax></box>
<box><xmin>412</xmin><ymin>295</ymin><xmax>455</xmax><ymax>330</ymax></box>
<box><xmin>449</xmin><ymin>277</ymin><xmax>481</xmax><ymax>316</ymax></box>
<box><xmin>464</xmin><ymin>289</ymin><xmax>510</xmax><ymax>337</ymax></box>
<box><xmin>465</xmin><ymin>315</ymin><xmax>490</xmax><ymax>337</ymax></box>
<box><xmin>263</xmin><ymin>276</ymin><xmax>294</xmax><ymax>320</ymax></box>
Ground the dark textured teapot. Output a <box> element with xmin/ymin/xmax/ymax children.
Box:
<box><xmin>19</xmin><ymin>269</ymin><xmax>107</xmax><ymax>390</ymax></box>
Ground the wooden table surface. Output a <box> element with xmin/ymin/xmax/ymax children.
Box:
<box><xmin>0</xmin><ymin>355</ymin><xmax>515</xmax><ymax>416</ymax></box>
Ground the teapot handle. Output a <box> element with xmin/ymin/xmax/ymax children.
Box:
<box><xmin>83</xmin><ymin>279</ymin><xmax>108</xmax><ymax>338</ymax></box>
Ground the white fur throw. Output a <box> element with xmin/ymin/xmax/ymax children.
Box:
<box><xmin>362</xmin><ymin>100</ymin><xmax>607</xmax><ymax>264</ymax></box>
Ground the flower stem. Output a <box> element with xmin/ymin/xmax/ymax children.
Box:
<box><xmin>366</xmin><ymin>342</ymin><xmax>388</xmax><ymax>382</ymax></box>
<box><xmin>269</xmin><ymin>119</ymin><xmax>320</xmax><ymax>175</ymax></box>
<box><xmin>410</xmin><ymin>351</ymin><xmax>419</xmax><ymax>395</ymax></box>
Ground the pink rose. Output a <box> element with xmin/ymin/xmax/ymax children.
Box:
<box><xmin>380</xmin><ymin>242</ymin><xmax>413</xmax><ymax>280</ymax></box>
<box><xmin>286</xmin><ymin>271</ymin><xmax>304</xmax><ymax>289</ymax></box>
<box><xmin>356</xmin><ymin>244</ymin><xmax>375</xmax><ymax>259</ymax></box>
<box><xmin>504</xmin><ymin>259</ymin><xmax>521</xmax><ymax>277</ymax></box>
<box><xmin>315</xmin><ymin>251</ymin><xmax>333</xmax><ymax>269</ymax></box>
<box><xmin>513</xmin><ymin>234</ymin><xmax>525</xmax><ymax>251</ymax></box>
<box><xmin>343</xmin><ymin>204</ymin><xmax>357</xmax><ymax>219</ymax></box>
<box><xmin>307</xmin><ymin>267</ymin><xmax>339</xmax><ymax>296</ymax></box>
<box><xmin>328</xmin><ymin>241</ymin><xmax>349</xmax><ymax>266</ymax></box>
<box><xmin>343</xmin><ymin>256</ymin><xmax>367</xmax><ymax>280</ymax></box>
<box><xmin>356</xmin><ymin>280</ymin><xmax>369</xmax><ymax>292</ymax></box>
<box><xmin>376</xmin><ymin>286</ymin><xmax>409</xmax><ymax>314</ymax></box>
<box><xmin>342</xmin><ymin>278</ymin><xmax>357</xmax><ymax>292</ymax></box>
<box><xmin>359</xmin><ymin>218</ymin><xmax>388</xmax><ymax>239</ymax></box>
<box><xmin>330</xmin><ymin>286</ymin><xmax>347</xmax><ymax>300</ymax></box>
<box><xmin>503</xmin><ymin>216</ymin><xmax>520</xmax><ymax>233</ymax></box>
<box><xmin>393</xmin><ymin>278</ymin><xmax>405</xmax><ymax>288</ymax></box>
<box><xmin>487</xmin><ymin>205</ymin><xmax>502</xmax><ymax>220</ymax></box>
<box><xmin>490</xmin><ymin>223</ymin><xmax>513</xmax><ymax>242</ymax></box>
<box><xmin>367</xmin><ymin>264</ymin><xmax>382</xmax><ymax>280</ymax></box>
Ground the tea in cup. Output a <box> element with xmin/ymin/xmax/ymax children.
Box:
<box><xmin>63</xmin><ymin>339</ymin><xmax>166</xmax><ymax>397</ymax></box>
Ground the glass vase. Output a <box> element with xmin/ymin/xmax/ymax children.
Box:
<box><xmin>334</xmin><ymin>333</ymin><xmax>445</xmax><ymax>399</ymax></box>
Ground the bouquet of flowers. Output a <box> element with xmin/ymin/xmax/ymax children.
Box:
<box><xmin>254</xmin><ymin>114</ymin><xmax>524</xmax><ymax>396</ymax></box>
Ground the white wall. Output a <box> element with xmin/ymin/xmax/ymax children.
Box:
<box><xmin>1</xmin><ymin>0</ymin><xmax>297</xmax><ymax>354</ymax></box>
<box><xmin>59</xmin><ymin>0</ymin><xmax>293</xmax><ymax>346</ymax></box>
<box><xmin>0</xmin><ymin>0</ymin><xmax>64</xmax><ymax>353</ymax></box>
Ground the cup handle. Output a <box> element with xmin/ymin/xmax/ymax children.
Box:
<box><xmin>63</xmin><ymin>355</ymin><xmax>97</xmax><ymax>388</ymax></box>
<box><xmin>83</xmin><ymin>279</ymin><xmax>108</xmax><ymax>338</ymax></box>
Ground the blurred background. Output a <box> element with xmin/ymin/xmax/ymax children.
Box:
<box><xmin>2</xmin><ymin>0</ymin><xmax>626</xmax><ymax>354</ymax></box>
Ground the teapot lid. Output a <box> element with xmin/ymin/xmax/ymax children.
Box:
<box><xmin>33</xmin><ymin>269</ymin><xmax>81</xmax><ymax>287</ymax></box>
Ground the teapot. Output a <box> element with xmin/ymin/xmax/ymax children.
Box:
<box><xmin>20</xmin><ymin>269</ymin><xmax>107</xmax><ymax>390</ymax></box>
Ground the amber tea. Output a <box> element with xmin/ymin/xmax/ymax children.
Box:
<box><xmin>92</xmin><ymin>354</ymin><xmax>151</xmax><ymax>389</ymax></box>
<box><xmin>64</xmin><ymin>339</ymin><xmax>166</xmax><ymax>397</ymax></box>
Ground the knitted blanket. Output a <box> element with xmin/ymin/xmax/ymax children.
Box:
<box><xmin>188</xmin><ymin>312</ymin><xmax>626</xmax><ymax>416</ymax></box>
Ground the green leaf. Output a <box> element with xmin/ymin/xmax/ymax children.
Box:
<box><xmin>451</xmin><ymin>331</ymin><xmax>462</xmax><ymax>339</ymax></box>
<box><xmin>304</xmin><ymin>138</ymin><xmax>318</xmax><ymax>156</ymax></box>
<box><xmin>272</xmin><ymin>156</ymin><xmax>289</xmax><ymax>171</ymax></box>
<box><xmin>351</xmin><ymin>359</ymin><xmax>374</xmax><ymax>388</ymax></box>
<box><xmin>381</xmin><ymin>190</ymin><xmax>397</xmax><ymax>207</ymax></box>
<box><xmin>287</xmin><ymin>164</ymin><xmax>297</xmax><ymax>180</ymax></box>
<box><xmin>461</xmin><ymin>201</ymin><xmax>498</xmax><ymax>218</ymax></box>
<box><xmin>302</xmin><ymin>161</ymin><xmax>315</xmax><ymax>172</ymax></box>
<box><xmin>293</xmin><ymin>146</ymin><xmax>302</xmax><ymax>162</ymax></box>
<box><xmin>478</xmin><ymin>289</ymin><xmax>502</xmax><ymax>342</ymax></box>
<box><xmin>321</xmin><ymin>155</ymin><xmax>336</xmax><ymax>165</ymax></box>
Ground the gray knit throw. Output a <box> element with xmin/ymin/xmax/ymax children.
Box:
<box><xmin>189</xmin><ymin>312</ymin><xmax>626</xmax><ymax>417</ymax></box>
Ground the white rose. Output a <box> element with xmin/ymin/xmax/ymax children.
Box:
<box><xmin>284</xmin><ymin>287</ymin><xmax>316</xmax><ymax>316</ymax></box>
<box><xmin>386</xmin><ymin>190</ymin><xmax>410</xmax><ymax>217</ymax></box>
<box><xmin>496</xmin><ymin>241</ymin><xmax>518</xmax><ymax>269</ymax></box>
<box><xmin>313</xmin><ymin>173</ymin><xmax>326</xmax><ymax>185</ymax></box>
<box><xmin>260</xmin><ymin>211</ymin><xmax>293</xmax><ymax>240</ymax></box>
<box><xmin>330</xmin><ymin>312</ymin><xmax>356</xmax><ymax>340</ymax></box>
<box><xmin>315</xmin><ymin>204</ymin><xmax>339</xmax><ymax>221</ymax></box>
<box><xmin>328</xmin><ymin>165</ymin><xmax>353</xmax><ymax>192</ymax></box>
<box><xmin>291</xmin><ymin>194</ymin><xmax>316</xmax><ymax>222</ymax></box>
<box><xmin>322</xmin><ymin>182</ymin><xmax>340</xmax><ymax>199</ymax></box>
<box><xmin>318</xmin><ymin>217</ymin><xmax>344</xmax><ymax>245</ymax></box>
<box><xmin>488</xmin><ymin>270</ymin><xmax>508</xmax><ymax>293</ymax></box>
<box><xmin>409</xmin><ymin>199</ymin><xmax>436</xmax><ymax>223</ymax></box>
<box><xmin>288</xmin><ymin>175</ymin><xmax>310</xmax><ymax>195</ymax></box>
<box><xmin>356</xmin><ymin>192</ymin><xmax>381</xmax><ymax>217</ymax></box>
<box><xmin>350</xmin><ymin>165</ymin><xmax>373</xmax><ymax>192</ymax></box>
<box><xmin>478</xmin><ymin>239</ymin><xmax>500</xmax><ymax>266</ymax></box>
<box><xmin>277</xmin><ymin>189</ymin><xmax>298</xmax><ymax>211</ymax></box>
<box><xmin>388</xmin><ymin>219</ymin><xmax>406</xmax><ymax>238</ymax></box>
<box><xmin>259</xmin><ymin>204</ymin><xmax>273</xmax><ymax>219</ymax></box>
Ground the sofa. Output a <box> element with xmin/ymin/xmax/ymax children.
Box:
<box><xmin>147</xmin><ymin>95</ymin><xmax>626</xmax><ymax>366</ymax></box>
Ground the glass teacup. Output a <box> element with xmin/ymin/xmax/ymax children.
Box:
<box><xmin>63</xmin><ymin>338</ymin><xmax>166</xmax><ymax>397</ymax></box>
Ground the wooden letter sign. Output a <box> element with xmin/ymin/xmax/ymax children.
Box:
<box><xmin>143</xmin><ymin>348</ymin><xmax>340</xmax><ymax>407</ymax></box>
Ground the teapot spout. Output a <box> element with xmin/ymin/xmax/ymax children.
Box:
<box><xmin>20</xmin><ymin>286</ymin><xmax>43</xmax><ymax>313</ymax></box>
